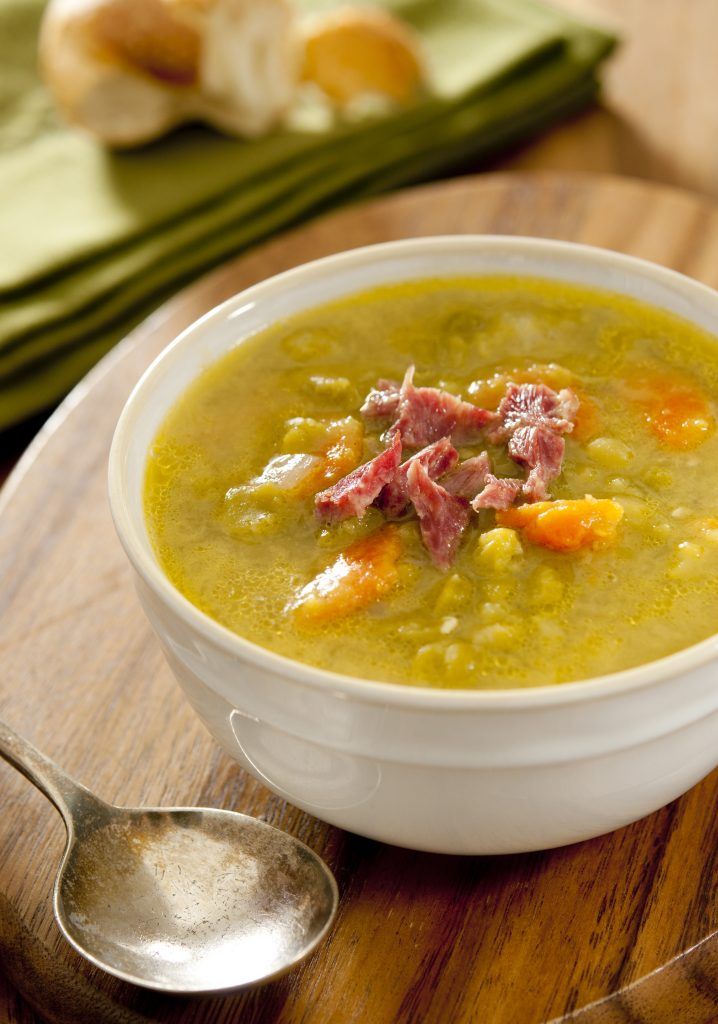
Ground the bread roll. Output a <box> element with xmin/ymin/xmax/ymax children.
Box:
<box><xmin>39</xmin><ymin>0</ymin><xmax>427</xmax><ymax>146</ymax></box>
<box><xmin>302</xmin><ymin>6</ymin><xmax>425</xmax><ymax>107</ymax></box>
<box><xmin>39</xmin><ymin>0</ymin><xmax>300</xmax><ymax>146</ymax></box>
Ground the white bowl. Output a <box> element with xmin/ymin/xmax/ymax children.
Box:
<box><xmin>109</xmin><ymin>236</ymin><xmax>718</xmax><ymax>855</ymax></box>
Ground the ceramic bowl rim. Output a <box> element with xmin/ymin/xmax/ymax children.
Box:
<box><xmin>108</xmin><ymin>234</ymin><xmax>718</xmax><ymax>711</ymax></box>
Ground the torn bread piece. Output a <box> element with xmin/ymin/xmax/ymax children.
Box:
<box><xmin>39</xmin><ymin>0</ymin><xmax>300</xmax><ymax>146</ymax></box>
<box><xmin>302</xmin><ymin>5</ymin><xmax>426</xmax><ymax>107</ymax></box>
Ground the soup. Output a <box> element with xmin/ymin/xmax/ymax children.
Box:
<box><xmin>144</xmin><ymin>276</ymin><xmax>718</xmax><ymax>689</ymax></box>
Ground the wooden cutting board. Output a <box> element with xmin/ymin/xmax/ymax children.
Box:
<box><xmin>3</xmin><ymin>172</ymin><xmax>718</xmax><ymax>1024</ymax></box>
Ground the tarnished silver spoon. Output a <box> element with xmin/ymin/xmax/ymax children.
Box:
<box><xmin>0</xmin><ymin>720</ymin><xmax>338</xmax><ymax>993</ymax></box>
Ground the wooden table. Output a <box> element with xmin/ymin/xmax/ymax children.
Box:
<box><xmin>2</xmin><ymin>4</ymin><xmax>718</xmax><ymax>1022</ymax></box>
<box><xmin>9</xmin><ymin>167</ymin><xmax>718</xmax><ymax>1024</ymax></box>
<box><xmin>508</xmin><ymin>0</ymin><xmax>718</xmax><ymax>200</ymax></box>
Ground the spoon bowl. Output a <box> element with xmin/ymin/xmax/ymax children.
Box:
<box><xmin>57</xmin><ymin>804</ymin><xmax>338</xmax><ymax>992</ymax></box>
<box><xmin>0</xmin><ymin>721</ymin><xmax>338</xmax><ymax>993</ymax></box>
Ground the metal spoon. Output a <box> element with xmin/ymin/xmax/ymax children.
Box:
<box><xmin>0</xmin><ymin>720</ymin><xmax>338</xmax><ymax>993</ymax></box>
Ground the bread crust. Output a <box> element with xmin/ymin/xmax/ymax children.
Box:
<box><xmin>39</xmin><ymin>0</ymin><xmax>426</xmax><ymax>146</ymax></box>
<box><xmin>39</xmin><ymin>0</ymin><xmax>300</xmax><ymax>145</ymax></box>
<box><xmin>302</xmin><ymin>6</ymin><xmax>426</xmax><ymax>105</ymax></box>
<box><xmin>88</xmin><ymin>0</ymin><xmax>202</xmax><ymax>85</ymax></box>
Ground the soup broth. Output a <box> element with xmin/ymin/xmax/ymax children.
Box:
<box><xmin>144</xmin><ymin>276</ymin><xmax>718</xmax><ymax>688</ymax></box>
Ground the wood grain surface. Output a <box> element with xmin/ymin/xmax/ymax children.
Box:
<box><xmin>507</xmin><ymin>0</ymin><xmax>718</xmax><ymax>200</ymax></box>
<box><xmin>2</xmin><ymin>172</ymin><xmax>718</xmax><ymax>1024</ymax></box>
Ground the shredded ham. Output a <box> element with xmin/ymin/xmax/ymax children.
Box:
<box><xmin>315</xmin><ymin>432</ymin><xmax>402</xmax><ymax>522</ymax></box>
<box><xmin>405</xmin><ymin>460</ymin><xmax>470</xmax><ymax>571</ymax></box>
<box><xmin>442</xmin><ymin>452</ymin><xmax>492</xmax><ymax>500</ymax></box>
<box><xmin>471</xmin><ymin>475</ymin><xmax>523</xmax><ymax>512</ymax></box>
<box><xmin>487</xmin><ymin>383</ymin><xmax>579</xmax><ymax>443</ymax></box>
<box><xmin>388</xmin><ymin>366</ymin><xmax>493</xmax><ymax>448</ymax></box>
<box><xmin>360</xmin><ymin>379</ymin><xmax>401</xmax><ymax>421</ymax></box>
<box><xmin>376</xmin><ymin>437</ymin><xmax>458</xmax><ymax>518</ymax></box>
<box><xmin>509</xmin><ymin>426</ymin><xmax>566</xmax><ymax>502</ymax></box>
<box><xmin>313</xmin><ymin>372</ymin><xmax>581</xmax><ymax>570</ymax></box>
<box><xmin>482</xmin><ymin>382</ymin><xmax>580</xmax><ymax>505</ymax></box>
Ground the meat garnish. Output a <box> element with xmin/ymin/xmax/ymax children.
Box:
<box><xmin>508</xmin><ymin>425</ymin><xmax>566</xmax><ymax>502</ymax></box>
<box><xmin>315</xmin><ymin>432</ymin><xmax>402</xmax><ymax>522</ymax></box>
<box><xmin>389</xmin><ymin>365</ymin><xmax>493</xmax><ymax>448</ymax></box>
<box><xmin>442</xmin><ymin>452</ymin><xmax>492</xmax><ymax>500</ymax></box>
<box><xmin>405</xmin><ymin>460</ymin><xmax>470</xmax><ymax>571</ymax></box>
<box><xmin>483</xmin><ymin>382</ymin><xmax>580</xmax><ymax>504</ymax></box>
<box><xmin>554</xmin><ymin>387</ymin><xmax>579</xmax><ymax>422</ymax></box>
<box><xmin>314</xmin><ymin>371</ymin><xmax>583</xmax><ymax>574</ymax></box>
<box><xmin>487</xmin><ymin>383</ymin><xmax>579</xmax><ymax>444</ymax></box>
<box><xmin>376</xmin><ymin>436</ymin><xmax>459</xmax><ymax>518</ymax></box>
<box><xmin>471</xmin><ymin>474</ymin><xmax>523</xmax><ymax>512</ymax></box>
<box><xmin>359</xmin><ymin>378</ymin><xmax>401</xmax><ymax>421</ymax></box>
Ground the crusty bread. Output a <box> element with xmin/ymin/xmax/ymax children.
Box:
<box><xmin>198</xmin><ymin>0</ymin><xmax>299</xmax><ymax>137</ymax></box>
<box><xmin>303</xmin><ymin>6</ymin><xmax>425</xmax><ymax>106</ymax></box>
<box><xmin>39</xmin><ymin>0</ymin><xmax>300</xmax><ymax>146</ymax></box>
<box><xmin>87</xmin><ymin>0</ymin><xmax>202</xmax><ymax>84</ymax></box>
<box><xmin>39</xmin><ymin>0</ymin><xmax>427</xmax><ymax>147</ymax></box>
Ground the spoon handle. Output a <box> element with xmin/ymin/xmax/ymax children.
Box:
<box><xmin>0</xmin><ymin>719</ymin><xmax>105</xmax><ymax>829</ymax></box>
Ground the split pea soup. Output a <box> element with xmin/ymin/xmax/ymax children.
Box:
<box><xmin>144</xmin><ymin>276</ymin><xmax>718</xmax><ymax>689</ymax></box>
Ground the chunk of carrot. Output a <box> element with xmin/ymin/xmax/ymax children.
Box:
<box><xmin>322</xmin><ymin>416</ymin><xmax>364</xmax><ymax>485</ymax></box>
<box><xmin>571</xmin><ymin>394</ymin><xmax>601</xmax><ymax>441</ymax></box>
<box><xmin>497</xmin><ymin>497</ymin><xmax>623</xmax><ymax>552</ymax></box>
<box><xmin>626</xmin><ymin>371</ymin><xmax>713</xmax><ymax>449</ymax></box>
<box><xmin>254</xmin><ymin>417</ymin><xmax>364</xmax><ymax>499</ymax></box>
<box><xmin>292</xmin><ymin>526</ymin><xmax>402</xmax><ymax>623</ymax></box>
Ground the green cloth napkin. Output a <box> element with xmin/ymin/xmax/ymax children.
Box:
<box><xmin>0</xmin><ymin>0</ymin><xmax>615</xmax><ymax>430</ymax></box>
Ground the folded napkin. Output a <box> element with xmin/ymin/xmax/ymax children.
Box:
<box><xmin>0</xmin><ymin>0</ymin><xmax>615</xmax><ymax>430</ymax></box>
